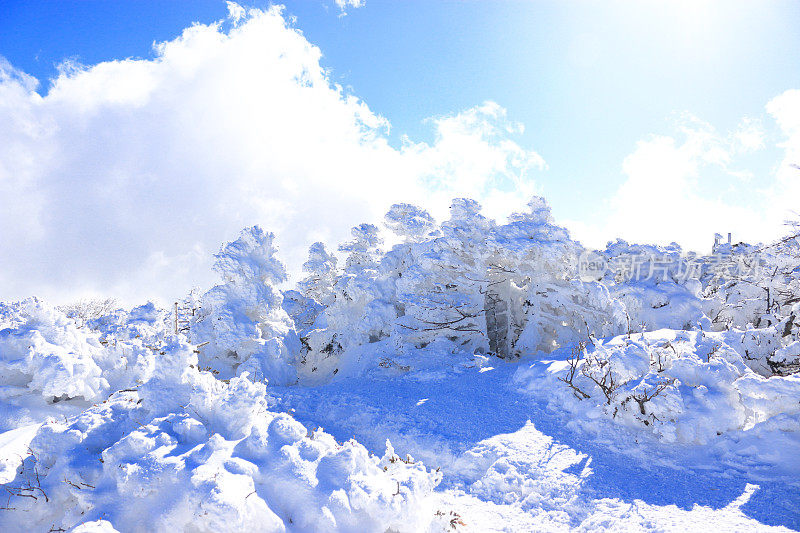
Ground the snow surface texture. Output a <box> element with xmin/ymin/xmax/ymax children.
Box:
<box><xmin>0</xmin><ymin>340</ymin><xmax>439</xmax><ymax>532</ymax></box>
<box><xmin>0</xmin><ymin>299</ymin><xmax>162</xmax><ymax>432</ymax></box>
<box><xmin>1</xmin><ymin>196</ymin><xmax>799</xmax><ymax>531</ymax></box>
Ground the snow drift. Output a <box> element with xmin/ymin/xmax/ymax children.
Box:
<box><xmin>1</xmin><ymin>195</ymin><xmax>798</xmax><ymax>531</ymax></box>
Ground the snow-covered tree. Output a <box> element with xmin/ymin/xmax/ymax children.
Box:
<box><xmin>299</xmin><ymin>223</ymin><xmax>394</xmax><ymax>381</ymax></box>
<box><xmin>191</xmin><ymin>226</ymin><xmax>300</xmax><ymax>384</ymax></box>
<box><xmin>384</xmin><ymin>203</ymin><xmax>439</xmax><ymax>244</ymax></box>
<box><xmin>283</xmin><ymin>242</ymin><xmax>339</xmax><ymax>337</ymax></box>
<box><xmin>490</xmin><ymin>197</ymin><xmax>625</xmax><ymax>356</ymax></box>
<box><xmin>704</xmin><ymin>226</ymin><xmax>800</xmax><ymax>333</ymax></box>
<box><xmin>57</xmin><ymin>297</ymin><xmax>118</xmax><ymax>328</ymax></box>
<box><xmin>298</xmin><ymin>241</ymin><xmax>339</xmax><ymax>306</ymax></box>
<box><xmin>393</xmin><ymin>199</ymin><xmax>494</xmax><ymax>355</ymax></box>
<box><xmin>597</xmin><ymin>240</ymin><xmax>706</xmax><ymax>332</ymax></box>
<box><xmin>339</xmin><ymin>223</ymin><xmax>383</xmax><ymax>274</ymax></box>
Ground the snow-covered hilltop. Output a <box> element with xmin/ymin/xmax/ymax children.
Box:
<box><xmin>1</xmin><ymin>196</ymin><xmax>798</xmax><ymax>532</ymax></box>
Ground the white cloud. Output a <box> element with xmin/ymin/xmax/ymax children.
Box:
<box><xmin>334</xmin><ymin>0</ymin><xmax>365</xmax><ymax>15</ymax></box>
<box><xmin>731</xmin><ymin>117</ymin><xmax>766</xmax><ymax>153</ymax></box>
<box><xmin>767</xmin><ymin>89</ymin><xmax>800</xmax><ymax>138</ymax></box>
<box><xmin>0</xmin><ymin>5</ymin><xmax>542</xmax><ymax>305</ymax></box>
<box><xmin>566</xmin><ymin>108</ymin><xmax>796</xmax><ymax>253</ymax></box>
<box><xmin>766</xmin><ymin>89</ymin><xmax>800</xmax><ymax>222</ymax></box>
<box><xmin>226</xmin><ymin>1</ymin><xmax>246</xmax><ymax>24</ymax></box>
<box><xmin>401</xmin><ymin>101</ymin><xmax>546</xmax><ymax>222</ymax></box>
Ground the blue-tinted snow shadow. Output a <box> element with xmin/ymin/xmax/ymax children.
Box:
<box><xmin>513</xmin><ymin>385</ymin><xmax>800</xmax><ymax>529</ymax></box>
<box><xmin>272</xmin><ymin>362</ymin><xmax>800</xmax><ymax>530</ymax></box>
<box><xmin>273</xmin><ymin>363</ymin><xmax>537</xmax><ymax>464</ymax></box>
<box><xmin>742</xmin><ymin>482</ymin><xmax>800</xmax><ymax>530</ymax></box>
<box><xmin>577</xmin><ymin>446</ymin><xmax>799</xmax><ymax>530</ymax></box>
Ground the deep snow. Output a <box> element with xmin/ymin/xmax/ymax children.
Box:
<box><xmin>1</xmin><ymin>196</ymin><xmax>798</xmax><ymax>531</ymax></box>
<box><xmin>271</xmin><ymin>355</ymin><xmax>799</xmax><ymax>531</ymax></box>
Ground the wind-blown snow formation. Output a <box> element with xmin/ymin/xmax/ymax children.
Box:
<box><xmin>1</xmin><ymin>196</ymin><xmax>798</xmax><ymax>531</ymax></box>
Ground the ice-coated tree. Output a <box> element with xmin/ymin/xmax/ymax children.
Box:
<box><xmin>490</xmin><ymin>197</ymin><xmax>626</xmax><ymax>356</ymax></box>
<box><xmin>299</xmin><ymin>223</ymin><xmax>395</xmax><ymax>381</ymax></box>
<box><xmin>384</xmin><ymin>203</ymin><xmax>439</xmax><ymax>244</ymax></box>
<box><xmin>394</xmin><ymin>198</ymin><xmax>494</xmax><ymax>354</ymax></box>
<box><xmin>339</xmin><ymin>223</ymin><xmax>383</xmax><ymax>274</ymax></box>
<box><xmin>57</xmin><ymin>298</ymin><xmax>118</xmax><ymax>328</ymax></box>
<box><xmin>381</xmin><ymin>204</ymin><xmax>439</xmax><ymax>285</ymax></box>
<box><xmin>704</xmin><ymin>223</ymin><xmax>800</xmax><ymax>334</ymax></box>
<box><xmin>598</xmin><ymin>240</ymin><xmax>706</xmax><ymax>332</ymax></box>
<box><xmin>298</xmin><ymin>242</ymin><xmax>339</xmax><ymax>306</ymax></box>
<box><xmin>388</xmin><ymin>196</ymin><xmax>622</xmax><ymax>359</ymax></box>
<box><xmin>332</xmin><ymin>224</ymin><xmax>390</xmax><ymax>334</ymax></box>
<box><xmin>381</xmin><ymin>205</ymin><xmax>434</xmax><ymax>328</ymax></box>
<box><xmin>191</xmin><ymin>226</ymin><xmax>300</xmax><ymax>384</ymax></box>
<box><xmin>283</xmin><ymin>242</ymin><xmax>339</xmax><ymax>337</ymax></box>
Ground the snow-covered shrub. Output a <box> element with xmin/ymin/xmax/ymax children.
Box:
<box><xmin>137</xmin><ymin>336</ymin><xmax>204</xmax><ymax>418</ymax></box>
<box><xmin>597</xmin><ymin>240</ymin><xmax>707</xmax><ymax>332</ymax></box>
<box><xmin>191</xmin><ymin>226</ymin><xmax>300</xmax><ymax>384</ymax></box>
<box><xmin>0</xmin><ymin>299</ymin><xmax>110</xmax><ymax>404</ymax></box>
<box><xmin>513</xmin><ymin>276</ymin><xmax>626</xmax><ymax>357</ymax></box>
<box><xmin>719</xmin><ymin>324</ymin><xmax>800</xmax><ymax>377</ymax></box>
<box><xmin>769</xmin><ymin>340</ymin><xmax>800</xmax><ymax>375</ymax></box>
<box><xmin>58</xmin><ymin>298</ymin><xmax>118</xmax><ymax>328</ymax></box>
<box><xmin>703</xmin><ymin>227</ymin><xmax>800</xmax><ymax>333</ymax></box>
<box><xmin>86</xmin><ymin>301</ymin><xmax>170</xmax><ymax>342</ymax></box>
<box><xmin>83</xmin><ymin>302</ymin><xmax>172</xmax><ymax>389</ymax></box>
<box><xmin>517</xmin><ymin>329</ymin><xmax>800</xmax><ymax>444</ymax></box>
<box><xmin>703</xmin><ymin>241</ymin><xmax>775</xmax><ymax>330</ymax></box>
<box><xmin>0</xmin><ymin>299</ymin><xmax>158</xmax><ymax>431</ymax></box>
<box><xmin>0</xmin><ymin>367</ymin><xmax>441</xmax><ymax>532</ymax></box>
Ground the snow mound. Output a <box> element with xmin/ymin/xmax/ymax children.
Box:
<box><xmin>0</xmin><ymin>357</ymin><xmax>441</xmax><ymax>532</ymax></box>
<box><xmin>0</xmin><ymin>299</ymin><xmax>110</xmax><ymax>403</ymax></box>
<box><xmin>515</xmin><ymin>329</ymin><xmax>800</xmax><ymax>444</ymax></box>
<box><xmin>0</xmin><ymin>299</ymin><xmax>162</xmax><ymax>431</ymax></box>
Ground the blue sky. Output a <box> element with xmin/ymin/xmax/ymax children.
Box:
<box><xmin>1</xmin><ymin>1</ymin><xmax>799</xmax><ymax>303</ymax></box>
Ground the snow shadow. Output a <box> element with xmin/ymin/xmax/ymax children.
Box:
<box><xmin>274</xmin><ymin>361</ymin><xmax>800</xmax><ymax>529</ymax></box>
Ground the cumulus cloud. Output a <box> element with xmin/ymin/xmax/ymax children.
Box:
<box><xmin>401</xmin><ymin>101</ymin><xmax>546</xmax><ymax>221</ymax></box>
<box><xmin>567</xmin><ymin>108</ymin><xmax>797</xmax><ymax>253</ymax></box>
<box><xmin>732</xmin><ymin>117</ymin><xmax>766</xmax><ymax>154</ymax></box>
<box><xmin>0</xmin><ymin>5</ymin><xmax>542</xmax><ymax>305</ymax></box>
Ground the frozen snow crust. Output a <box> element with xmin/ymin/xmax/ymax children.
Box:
<box><xmin>1</xmin><ymin>196</ymin><xmax>799</xmax><ymax>531</ymax></box>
